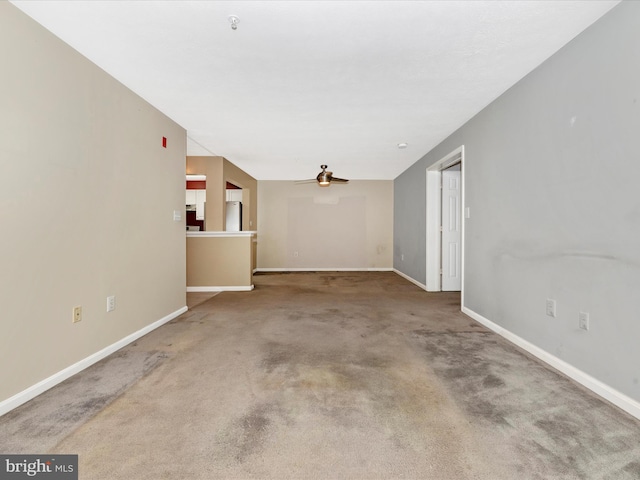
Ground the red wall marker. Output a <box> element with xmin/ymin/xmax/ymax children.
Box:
<box><xmin>162</xmin><ymin>137</ymin><xmax>167</xmax><ymax>148</ymax></box>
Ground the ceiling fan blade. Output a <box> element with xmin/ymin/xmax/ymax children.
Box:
<box><xmin>294</xmin><ymin>179</ymin><xmax>318</xmax><ymax>184</ymax></box>
<box><xmin>330</xmin><ymin>177</ymin><xmax>349</xmax><ymax>183</ymax></box>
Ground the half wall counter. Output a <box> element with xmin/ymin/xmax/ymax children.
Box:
<box><xmin>186</xmin><ymin>231</ymin><xmax>257</xmax><ymax>291</ymax></box>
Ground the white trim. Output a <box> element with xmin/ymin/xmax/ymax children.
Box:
<box><xmin>255</xmin><ymin>268</ymin><xmax>394</xmax><ymax>273</ymax></box>
<box><xmin>0</xmin><ymin>306</ymin><xmax>188</xmax><ymax>417</ymax></box>
<box><xmin>463</xmin><ymin>306</ymin><xmax>640</xmax><ymax>421</ymax></box>
<box><xmin>187</xmin><ymin>285</ymin><xmax>254</xmax><ymax>292</ymax></box>
<box><xmin>393</xmin><ymin>269</ymin><xmax>427</xmax><ymax>290</ymax></box>
<box><xmin>425</xmin><ymin>146</ymin><xmax>465</xmax><ymax>303</ymax></box>
<box><xmin>460</xmin><ymin>150</ymin><xmax>466</xmax><ymax>308</ymax></box>
<box><xmin>426</xmin><ymin>170</ymin><xmax>442</xmax><ymax>291</ymax></box>
<box><xmin>187</xmin><ymin>231</ymin><xmax>256</xmax><ymax>238</ymax></box>
<box><xmin>186</xmin><ymin>174</ymin><xmax>206</xmax><ymax>181</ymax></box>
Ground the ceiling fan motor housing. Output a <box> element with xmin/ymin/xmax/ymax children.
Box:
<box><xmin>317</xmin><ymin>165</ymin><xmax>332</xmax><ymax>184</ymax></box>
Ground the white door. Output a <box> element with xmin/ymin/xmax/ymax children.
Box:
<box><xmin>441</xmin><ymin>165</ymin><xmax>461</xmax><ymax>291</ymax></box>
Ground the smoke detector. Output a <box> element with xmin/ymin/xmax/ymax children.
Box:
<box><xmin>228</xmin><ymin>15</ymin><xmax>240</xmax><ymax>30</ymax></box>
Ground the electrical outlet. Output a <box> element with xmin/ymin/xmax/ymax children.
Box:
<box><xmin>579</xmin><ymin>312</ymin><xmax>589</xmax><ymax>331</ymax></box>
<box><xmin>107</xmin><ymin>296</ymin><xmax>116</xmax><ymax>313</ymax></box>
<box><xmin>73</xmin><ymin>306</ymin><xmax>82</xmax><ymax>323</ymax></box>
<box><xmin>401</xmin><ymin>254</ymin><xmax>404</xmax><ymax>261</ymax></box>
<box><xmin>546</xmin><ymin>299</ymin><xmax>557</xmax><ymax>318</ymax></box>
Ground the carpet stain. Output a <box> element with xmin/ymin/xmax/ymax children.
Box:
<box><xmin>468</xmin><ymin>399</ymin><xmax>509</xmax><ymax>426</ymax></box>
<box><xmin>234</xmin><ymin>404</ymin><xmax>272</xmax><ymax>463</ymax></box>
<box><xmin>622</xmin><ymin>461</ymin><xmax>640</xmax><ymax>476</ymax></box>
<box><xmin>482</xmin><ymin>373</ymin><xmax>505</xmax><ymax>388</ymax></box>
<box><xmin>535</xmin><ymin>417</ymin><xmax>580</xmax><ymax>440</ymax></box>
<box><xmin>411</xmin><ymin>330</ymin><xmax>640</xmax><ymax>479</ymax></box>
<box><xmin>293</xmin><ymin>365</ymin><xmax>354</xmax><ymax>391</ymax></box>
<box><xmin>0</xmin><ymin>350</ymin><xmax>169</xmax><ymax>453</ymax></box>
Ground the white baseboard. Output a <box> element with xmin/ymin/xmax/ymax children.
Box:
<box><xmin>187</xmin><ymin>285</ymin><xmax>254</xmax><ymax>292</ymax></box>
<box><xmin>0</xmin><ymin>306</ymin><xmax>188</xmax><ymax>417</ymax></box>
<box><xmin>393</xmin><ymin>269</ymin><xmax>427</xmax><ymax>290</ymax></box>
<box><xmin>255</xmin><ymin>268</ymin><xmax>394</xmax><ymax>273</ymax></box>
<box><xmin>463</xmin><ymin>306</ymin><xmax>640</xmax><ymax>421</ymax></box>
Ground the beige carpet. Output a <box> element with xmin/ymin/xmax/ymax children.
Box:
<box><xmin>2</xmin><ymin>272</ymin><xmax>640</xmax><ymax>479</ymax></box>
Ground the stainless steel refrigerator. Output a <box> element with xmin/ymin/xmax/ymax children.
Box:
<box><xmin>225</xmin><ymin>201</ymin><xmax>242</xmax><ymax>232</ymax></box>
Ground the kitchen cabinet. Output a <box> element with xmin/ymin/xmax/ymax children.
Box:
<box><xmin>195</xmin><ymin>190</ymin><xmax>206</xmax><ymax>220</ymax></box>
<box><xmin>186</xmin><ymin>190</ymin><xmax>206</xmax><ymax>221</ymax></box>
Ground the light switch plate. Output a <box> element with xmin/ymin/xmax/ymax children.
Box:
<box><xmin>546</xmin><ymin>299</ymin><xmax>556</xmax><ymax>318</ymax></box>
<box><xmin>107</xmin><ymin>296</ymin><xmax>116</xmax><ymax>313</ymax></box>
<box><xmin>579</xmin><ymin>312</ymin><xmax>589</xmax><ymax>331</ymax></box>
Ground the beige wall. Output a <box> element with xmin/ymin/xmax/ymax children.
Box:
<box><xmin>186</xmin><ymin>235</ymin><xmax>254</xmax><ymax>288</ymax></box>
<box><xmin>186</xmin><ymin>156</ymin><xmax>257</xmax><ymax>232</ymax></box>
<box><xmin>257</xmin><ymin>181</ymin><xmax>393</xmax><ymax>269</ymax></box>
<box><xmin>0</xmin><ymin>3</ymin><xmax>186</xmax><ymax>404</ymax></box>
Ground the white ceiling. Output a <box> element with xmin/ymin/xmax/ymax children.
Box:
<box><xmin>11</xmin><ymin>0</ymin><xmax>619</xmax><ymax>181</ymax></box>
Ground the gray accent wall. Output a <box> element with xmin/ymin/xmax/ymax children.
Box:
<box><xmin>394</xmin><ymin>0</ymin><xmax>640</xmax><ymax>402</ymax></box>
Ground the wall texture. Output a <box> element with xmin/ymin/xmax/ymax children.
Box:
<box><xmin>394</xmin><ymin>0</ymin><xmax>640</xmax><ymax>402</ymax></box>
<box><xmin>0</xmin><ymin>3</ymin><xmax>186</xmax><ymax>405</ymax></box>
<box><xmin>258</xmin><ymin>181</ymin><xmax>393</xmax><ymax>270</ymax></box>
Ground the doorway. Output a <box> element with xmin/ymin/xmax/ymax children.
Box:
<box><xmin>225</xmin><ymin>182</ymin><xmax>243</xmax><ymax>232</ymax></box>
<box><xmin>426</xmin><ymin>146</ymin><xmax>465</xmax><ymax>302</ymax></box>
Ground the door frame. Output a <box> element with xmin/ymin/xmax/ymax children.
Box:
<box><xmin>426</xmin><ymin>146</ymin><xmax>465</xmax><ymax>303</ymax></box>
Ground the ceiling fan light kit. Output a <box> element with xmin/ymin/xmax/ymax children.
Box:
<box><xmin>317</xmin><ymin>165</ymin><xmax>331</xmax><ymax>186</ymax></box>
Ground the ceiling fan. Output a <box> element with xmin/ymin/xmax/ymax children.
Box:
<box><xmin>296</xmin><ymin>165</ymin><xmax>349</xmax><ymax>187</ymax></box>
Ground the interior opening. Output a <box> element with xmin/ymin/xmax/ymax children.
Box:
<box><xmin>226</xmin><ymin>182</ymin><xmax>243</xmax><ymax>231</ymax></box>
